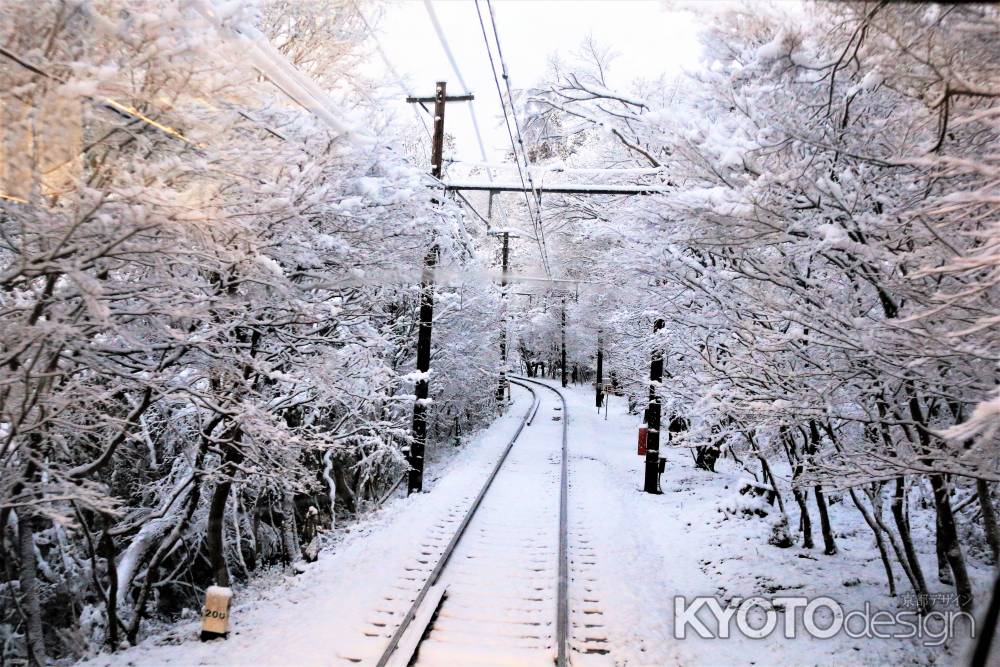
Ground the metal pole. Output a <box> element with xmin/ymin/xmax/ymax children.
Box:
<box><xmin>595</xmin><ymin>330</ymin><xmax>604</xmax><ymax>409</ymax></box>
<box><xmin>408</xmin><ymin>81</ymin><xmax>447</xmax><ymax>495</ymax></box>
<box><xmin>561</xmin><ymin>298</ymin><xmax>568</xmax><ymax>388</ymax></box>
<box><xmin>644</xmin><ymin>318</ymin><xmax>665</xmax><ymax>494</ymax></box>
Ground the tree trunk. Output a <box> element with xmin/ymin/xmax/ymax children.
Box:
<box><xmin>890</xmin><ymin>477</ymin><xmax>931</xmax><ymax>610</ymax></box>
<box><xmin>814</xmin><ymin>485</ymin><xmax>838</xmax><ymax>555</ymax></box>
<box><xmin>758</xmin><ymin>454</ymin><xmax>785</xmax><ymax>514</ymax></box>
<box><xmin>793</xmin><ymin>487</ymin><xmax>814</xmax><ymax>549</ymax></box>
<box><xmin>935</xmin><ymin>511</ymin><xmax>954</xmax><ymax>585</ymax></box>
<box><xmin>207</xmin><ymin>478</ymin><xmax>235</xmax><ymax>588</ymax></box>
<box><xmin>98</xmin><ymin>528</ymin><xmax>121</xmax><ymax>648</ymax></box>
<box><xmin>333</xmin><ymin>465</ymin><xmax>358</xmax><ymax>514</ymax></box>
<box><xmin>781</xmin><ymin>427</ymin><xmax>813</xmax><ymax>548</ymax></box>
<box><xmin>903</xmin><ymin>382</ymin><xmax>973</xmax><ymax>612</ymax></box>
<box><xmin>207</xmin><ymin>428</ymin><xmax>244</xmax><ymax>588</ymax></box>
<box><xmin>281</xmin><ymin>491</ymin><xmax>302</xmax><ymax>564</ymax></box>
<box><xmin>805</xmin><ymin>421</ymin><xmax>837</xmax><ymax>555</ymax></box>
<box><xmin>126</xmin><ymin>440</ymin><xmax>209</xmax><ymax>644</ymax></box>
<box><xmin>848</xmin><ymin>489</ymin><xmax>895</xmax><ymax>596</ymax></box>
<box><xmin>930</xmin><ymin>474</ymin><xmax>974</xmax><ymax>613</ymax></box>
<box><xmin>18</xmin><ymin>511</ymin><xmax>47</xmax><ymax>666</ymax></box>
<box><xmin>694</xmin><ymin>442</ymin><xmax>721</xmax><ymax>472</ymax></box>
<box><xmin>976</xmin><ymin>479</ymin><xmax>1000</xmax><ymax>567</ymax></box>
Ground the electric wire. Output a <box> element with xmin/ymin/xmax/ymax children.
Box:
<box><xmin>485</xmin><ymin>0</ymin><xmax>543</xmax><ymax>202</ymax></box>
<box><xmin>0</xmin><ymin>27</ymin><xmax>446</xmax><ymax>208</ymax></box>
<box><xmin>421</xmin><ymin>0</ymin><xmax>530</xmax><ymax>235</ymax></box>
<box><xmin>350</xmin><ymin>0</ymin><xmax>433</xmax><ymax>144</ymax></box>
<box><xmin>421</xmin><ymin>0</ymin><xmax>494</xmax><ymax>183</ymax></box>
<box><xmin>472</xmin><ymin>0</ymin><xmax>550</xmax><ymax>277</ymax></box>
<box><xmin>485</xmin><ymin>0</ymin><xmax>553</xmax><ymax>278</ymax></box>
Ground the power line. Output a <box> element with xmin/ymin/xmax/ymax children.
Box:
<box><xmin>350</xmin><ymin>0</ymin><xmax>433</xmax><ymax>144</ymax></box>
<box><xmin>422</xmin><ymin>0</ymin><xmax>494</xmax><ymax>183</ymax></box>
<box><xmin>422</xmin><ymin>0</ymin><xmax>533</xmax><ymax>235</ymax></box>
<box><xmin>0</xmin><ymin>24</ymin><xmax>447</xmax><ymax>204</ymax></box>
<box><xmin>473</xmin><ymin>0</ymin><xmax>550</xmax><ymax>277</ymax></box>
<box><xmin>485</xmin><ymin>0</ymin><xmax>553</xmax><ymax>277</ymax></box>
<box><xmin>485</xmin><ymin>0</ymin><xmax>541</xmax><ymax>198</ymax></box>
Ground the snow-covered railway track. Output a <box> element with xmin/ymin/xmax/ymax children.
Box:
<box><xmin>355</xmin><ymin>377</ymin><xmax>586</xmax><ymax>667</ymax></box>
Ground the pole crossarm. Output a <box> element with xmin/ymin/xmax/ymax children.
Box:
<box><xmin>439</xmin><ymin>181</ymin><xmax>669</xmax><ymax>196</ymax></box>
<box><xmin>406</xmin><ymin>94</ymin><xmax>475</xmax><ymax>103</ymax></box>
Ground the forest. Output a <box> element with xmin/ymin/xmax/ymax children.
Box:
<box><xmin>1</xmin><ymin>1</ymin><xmax>999</xmax><ymax>665</ymax></box>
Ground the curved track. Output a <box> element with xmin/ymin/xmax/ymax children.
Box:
<box><xmin>367</xmin><ymin>377</ymin><xmax>575</xmax><ymax>667</ymax></box>
<box><xmin>516</xmin><ymin>376</ymin><xmax>570</xmax><ymax>667</ymax></box>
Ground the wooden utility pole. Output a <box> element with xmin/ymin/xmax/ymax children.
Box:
<box><xmin>595</xmin><ymin>330</ymin><xmax>604</xmax><ymax>409</ymax></box>
<box><xmin>495</xmin><ymin>227</ymin><xmax>510</xmax><ymax>406</ymax></box>
<box><xmin>643</xmin><ymin>318</ymin><xmax>665</xmax><ymax>494</ymax></box>
<box><xmin>405</xmin><ymin>81</ymin><xmax>473</xmax><ymax>495</ymax></box>
<box><xmin>561</xmin><ymin>298</ymin><xmax>568</xmax><ymax>388</ymax></box>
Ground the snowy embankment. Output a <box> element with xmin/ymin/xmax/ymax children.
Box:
<box><xmin>78</xmin><ymin>383</ymin><xmax>990</xmax><ymax>667</ymax></box>
<box><xmin>559</xmin><ymin>381</ymin><xmax>988</xmax><ymax>667</ymax></box>
<box><xmin>78</xmin><ymin>391</ymin><xmax>534</xmax><ymax>667</ymax></box>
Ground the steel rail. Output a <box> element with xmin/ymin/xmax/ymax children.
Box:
<box><xmin>528</xmin><ymin>388</ymin><xmax>542</xmax><ymax>426</ymax></box>
<box><xmin>375</xmin><ymin>380</ymin><xmax>539</xmax><ymax>667</ymax></box>
<box><xmin>511</xmin><ymin>376</ymin><xmax>570</xmax><ymax>667</ymax></box>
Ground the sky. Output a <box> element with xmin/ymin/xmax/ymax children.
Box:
<box><xmin>370</xmin><ymin>0</ymin><xmax>708</xmax><ymax>165</ymax></box>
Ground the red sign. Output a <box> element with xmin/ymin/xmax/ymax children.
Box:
<box><xmin>637</xmin><ymin>427</ymin><xmax>648</xmax><ymax>456</ymax></box>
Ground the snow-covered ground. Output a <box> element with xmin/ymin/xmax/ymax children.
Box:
<box><xmin>78</xmin><ymin>391</ymin><xmax>537</xmax><ymax>667</ymax></box>
<box><xmin>557</xmin><ymin>381</ymin><xmax>986</xmax><ymax>666</ymax></box>
<box><xmin>79</xmin><ymin>382</ymin><xmax>988</xmax><ymax>667</ymax></box>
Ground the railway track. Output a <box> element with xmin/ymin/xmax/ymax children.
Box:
<box><xmin>350</xmin><ymin>376</ymin><xmax>593</xmax><ymax>667</ymax></box>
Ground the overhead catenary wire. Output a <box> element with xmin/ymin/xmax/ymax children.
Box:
<box><xmin>421</xmin><ymin>0</ymin><xmax>495</xmax><ymax>183</ymax></box>
<box><xmin>350</xmin><ymin>0</ymin><xmax>433</xmax><ymax>144</ymax></box>
<box><xmin>6</xmin><ymin>3</ymin><xmax>486</xmax><ymax>262</ymax></box>
<box><xmin>445</xmin><ymin>159</ymin><xmax>666</xmax><ymax>177</ymax></box>
<box><xmin>235</xmin><ymin>7</ymin><xmax>503</xmax><ymax>265</ymax></box>
<box><xmin>484</xmin><ymin>0</ymin><xmax>543</xmax><ymax>201</ymax></box>
<box><xmin>0</xmin><ymin>45</ymin><xmax>196</xmax><ymax>147</ymax></box>
<box><xmin>484</xmin><ymin>0</ymin><xmax>554</xmax><ymax>278</ymax></box>
<box><xmin>228</xmin><ymin>21</ymin><xmax>369</xmax><ymax>143</ymax></box>
<box><xmin>0</xmin><ymin>15</ymin><xmax>446</xmax><ymax>207</ymax></box>
<box><xmin>472</xmin><ymin>0</ymin><xmax>551</xmax><ymax>277</ymax></box>
<box><xmin>420</xmin><ymin>0</ymin><xmax>534</xmax><ymax>236</ymax></box>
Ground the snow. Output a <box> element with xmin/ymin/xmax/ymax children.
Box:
<box><xmin>78</xmin><ymin>391</ymin><xmax>536</xmax><ymax>667</ymax></box>
<box><xmin>553</xmin><ymin>383</ymin><xmax>986</xmax><ymax>666</ymax></box>
<box><xmin>352</xmin><ymin>177</ymin><xmax>382</xmax><ymax>199</ymax></box>
<box><xmin>756</xmin><ymin>31</ymin><xmax>787</xmax><ymax>60</ymax></box>
<box><xmin>567</xmin><ymin>80</ymin><xmax>648</xmax><ymax>108</ymax></box>
<box><xmin>860</xmin><ymin>70</ymin><xmax>883</xmax><ymax>92</ymax></box>
<box><xmin>817</xmin><ymin>223</ymin><xmax>849</xmax><ymax>249</ymax></box>
<box><xmin>255</xmin><ymin>255</ymin><xmax>284</xmax><ymax>277</ymax></box>
<box><xmin>213</xmin><ymin>17</ymin><xmax>369</xmax><ymax>144</ymax></box>
<box><xmin>12</xmin><ymin>4</ymin><xmax>997</xmax><ymax>664</ymax></box>
<box><xmin>78</xmin><ymin>383</ymin><xmax>989</xmax><ymax>667</ymax></box>
<box><xmin>205</xmin><ymin>586</ymin><xmax>232</xmax><ymax>600</ymax></box>
<box><xmin>58</xmin><ymin>80</ymin><xmax>100</xmax><ymax>97</ymax></box>
<box><xmin>400</xmin><ymin>370</ymin><xmax>433</xmax><ymax>384</ymax></box>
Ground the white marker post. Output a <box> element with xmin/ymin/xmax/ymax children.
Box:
<box><xmin>201</xmin><ymin>586</ymin><xmax>232</xmax><ymax>641</ymax></box>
